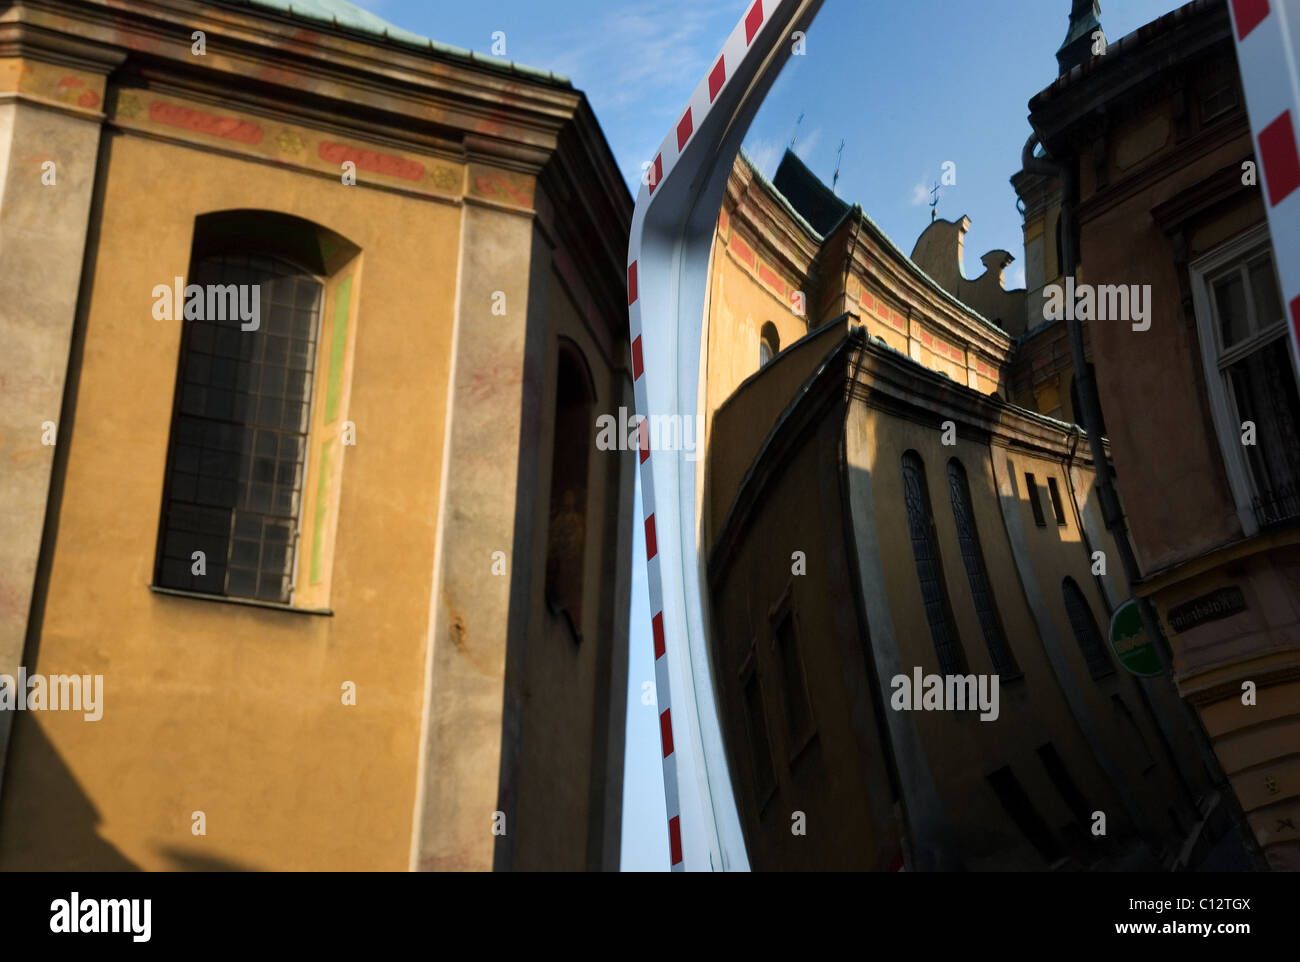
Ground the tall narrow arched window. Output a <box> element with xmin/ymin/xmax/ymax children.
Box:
<box><xmin>947</xmin><ymin>459</ymin><xmax>1021</xmax><ymax>679</ymax></box>
<box><xmin>153</xmin><ymin>211</ymin><xmax>360</xmax><ymax>610</ymax></box>
<box><xmin>759</xmin><ymin>321</ymin><xmax>780</xmax><ymax>367</ymax></box>
<box><xmin>156</xmin><ymin>252</ymin><xmax>324</xmax><ymax>603</ymax></box>
<box><xmin>1062</xmin><ymin>577</ymin><xmax>1114</xmax><ymax>679</ymax></box>
<box><xmin>546</xmin><ymin>343</ymin><xmax>594</xmax><ymax>640</ymax></box>
<box><xmin>901</xmin><ymin>451</ymin><xmax>966</xmax><ymax>674</ymax></box>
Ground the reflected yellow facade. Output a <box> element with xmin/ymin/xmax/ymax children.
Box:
<box><xmin>700</xmin><ymin>149</ymin><xmax>1225</xmax><ymax>869</ymax></box>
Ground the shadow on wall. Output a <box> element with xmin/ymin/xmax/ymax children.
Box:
<box><xmin>0</xmin><ymin>715</ymin><xmax>139</xmax><ymax>870</ymax></box>
<box><xmin>154</xmin><ymin>845</ymin><xmax>259</xmax><ymax>871</ymax></box>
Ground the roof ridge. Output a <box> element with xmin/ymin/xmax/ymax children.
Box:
<box><xmin>231</xmin><ymin>0</ymin><xmax>571</xmax><ymax>85</ymax></box>
<box><xmin>737</xmin><ymin>146</ymin><xmax>1009</xmax><ymax>338</ymax></box>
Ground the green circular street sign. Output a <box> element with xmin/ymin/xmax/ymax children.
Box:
<box><xmin>1109</xmin><ymin>599</ymin><xmax>1162</xmax><ymax>677</ymax></box>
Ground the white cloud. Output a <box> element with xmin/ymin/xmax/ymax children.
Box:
<box><xmin>543</xmin><ymin>3</ymin><xmax>738</xmax><ymax>113</ymax></box>
<box><xmin>744</xmin><ymin>137</ymin><xmax>782</xmax><ymax>179</ymax></box>
<box><xmin>530</xmin><ymin>1</ymin><xmax>741</xmax><ymax>190</ymax></box>
<box><xmin>792</xmin><ymin>127</ymin><xmax>820</xmax><ymax>161</ymax></box>
<box><xmin>910</xmin><ymin>182</ymin><xmax>930</xmax><ymax>206</ymax></box>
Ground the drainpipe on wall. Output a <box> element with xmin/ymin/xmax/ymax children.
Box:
<box><xmin>1021</xmin><ymin>133</ymin><xmax>1265</xmax><ymax>869</ymax></box>
<box><xmin>1062</xmin><ymin>425</ymin><xmax>1112</xmax><ymax>609</ymax></box>
<box><xmin>1062</xmin><ymin>423</ymin><xmax>1200</xmax><ymax>814</ymax></box>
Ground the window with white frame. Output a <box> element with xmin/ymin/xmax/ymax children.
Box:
<box><xmin>1190</xmin><ymin>225</ymin><xmax>1300</xmax><ymax>533</ymax></box>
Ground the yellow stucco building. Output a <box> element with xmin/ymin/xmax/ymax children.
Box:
<box><xmin>0</xmin><ymin>0</ymin><xmax>632</xmax><ymax>870</ymax></box>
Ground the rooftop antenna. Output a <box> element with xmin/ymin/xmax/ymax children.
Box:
<box><xmin>929</xmin><ymin>181</ymin><xmax>941</xmax><ymax>222</ymax></box>
<box><xmin>832</xmin><ymin>138</ymin><xmax>845</xmax><ymax>194</ymax></box>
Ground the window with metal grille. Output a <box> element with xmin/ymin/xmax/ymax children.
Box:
<box><xmin>1046</xmin><ymin>476</ymin><xmax>1068</xmax><ymax>525</ymax></box>
<box><xmin>901</xmin><ymin>451</ymin><xmax>966</xmax><ymax>674</ymax></box>
<box><xmin>1025</xmin><ymin>472</ymin><xmax>1047</xmax><ymax>527</ymax></box>
<box><xmin>155</xmin><ymin>253</ymin><xmax>322</xmax><ymax>604</ymax></box>
<box><xmin>1062</xmin><ymin>577</ymin><xmax>1114</xmax><ymax>680</ymax></box>
<box><xmin>947</xmin><ymin>459</ymin><xmax>1021</xmax><ymax>679</ymax></box>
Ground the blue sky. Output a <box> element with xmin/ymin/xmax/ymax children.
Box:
<box><xmin>351</xmin><ymin>0</ymin><xmax>1183</xmax><ymax>870</ymax></box>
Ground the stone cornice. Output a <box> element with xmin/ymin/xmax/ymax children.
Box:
<box><xmin>843</xmin><ymin>219</ymin><xmax>1014</xmax><ymax>363</ymax></box>
<box><xmin>7</xmin><ymin>0</ymin><xmax>633</xmax><ymax>314</ymax></box>
<box><xmin>1073</xmin><ymin>115</ymin><xmax>1252</xmax><ymax>226</ymax></box>
<box><xmin>10</xmin><ymin>0</ymin><xmax>594</xmax><ymax>175</ymax></box>
<box><xmin>0</xmin><ymin>15</ymin><xmax>127</xmax><ymax>73</ymax></box>
<box><xmin>535</xmin><ymin>97</ymin><xmax>634</xmax><ymax>349</ymax></box>
<box><xmin>1028</xmin><ymin>1</ymin><xmax>1232</xmax><ymax>156</ymax></box>
<box><xmin>709</xmin><ymin>325</ymin><xmax>1109</xmax><ymax>579</ymax></box>
<box><xmin>850</xmin><ymin>333</ymin><xmax>1103</xmax><ymax>465</ymax></box>
<box><xmin>725</xmin><ymin>160</ymin><xmax>823</xmax><ymax>282</ymax></box>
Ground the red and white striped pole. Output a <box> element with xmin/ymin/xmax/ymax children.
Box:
<box><xmin>1229</xmin><ymin>0</ymin><xmax>1300</xmax><ymax>380</ymax></box>
<box><xmin>627</xmin><ymin>0</ymin><xmax>823</xmax><ymax>870</ymax></box>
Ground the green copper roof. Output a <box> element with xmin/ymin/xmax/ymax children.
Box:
<box><xmin>1060</xmin><ymin>0</ymin><xmax>1102</xmax><ymax>49</ymax></box>
<box><xmin>234</xmin><ymin>0</ymin><xmax>571</xmax><ymax>85</ymax></box>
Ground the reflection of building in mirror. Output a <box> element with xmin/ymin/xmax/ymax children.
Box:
<box><xmin>697</xmin><ymin>0</ymin><xmax>1276</xmax><ymax>871</ymax></box>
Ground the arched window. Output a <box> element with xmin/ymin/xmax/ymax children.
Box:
<box><xmin>1062</xmin><ymin>577</ymin><xmax>1114</xmax><ymax>679</ymax></box>
<box><xmin>156</xmin><ymin>252</ymin><xmax>324</xmax><ymax>603</ymax></box>
<box><xmin>901</xmin><ymin>451</ymin><xmax>966</xmax><ymax>674</ymax></box>
<box><xmin>545</xmin><ymin>343</ymin><xmax>595</xmax><ymax>640</ymax></box>
<box><xmin>947</xmin><ymin>459</ymin><xmax>1020</xmax><ymax>678</ymax></box>
<box><xmin>154</xmin><ymin>211</ymin><xmax>360</xmax><ymax>608</ymax></box>
<box><xmin>759</xmin><ymin>321</ymin><xmax>780</xmax><ymax>367</ymax></box>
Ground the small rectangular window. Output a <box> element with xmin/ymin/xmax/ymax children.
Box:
<box><xmin>1036</xmin><ymin>743</ymin><xmax>1091</xmax><ymax>828</ymax></box>
<box><xmin>774</xmin><ymin>610</ymin><xmax>812</xmax><ymax>750</ymax></box>
<box><xmin>1198</xmin><ymin>67</ymin><xmax>1238</xmax><ymax>125</ymax></box>
<box><xmin>1025</xmin><ymin>473</ymin><xmax>1047</xmax><ymax>527</ymax></box>
<box><xmin>1046</xmin><ymin>476</ymin><xmax>1068</xmax><ymax>526</ymax></box>
<box><xmin>742</xmin><ymin>668</ymin><xmax>776</xmax><ymax>806</ymax></box>
<box><xmin>987</xmin><ymin>766</ymin><xmax>1064</xmax><ymax>864</ymax></box>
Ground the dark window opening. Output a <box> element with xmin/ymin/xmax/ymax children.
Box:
<box><xmin>545</xmin><ymin>345</ymin><xmax>594</xmax><ymax>640</ymax></box>
<box><xmin>987</xmin><ymin>766</ymin><xmax>1064</xmax><ymax>864</ymax></box>
<box><xmin>1025</xmin><ymin>473</ymin><xmax>1047</xmax><ymax>527</ymax></box>
<box><xmin>1063</xmin><ymin>577</ymin><xmax>1114</xmax><ymax>680</ymax></box>
<box><xmin>1112</xmin><ymin>694</ymin><xmax>1157</xmax><ymax>772</ymax></box>
<box><xmin>1036</xmin><ymin>743</ymin><xmax>1092</xmax><ymax>828</ymax></box>
<box><xmin>742</xmin><ymin>668</ymin><xmax>777</xmax><ymax>806</ymax></box>
<box><xmin>902</xmin><ymin>451</ymin><xmax>967</xmax><ymax>674</ymax></box>
<box><xmin>947</xmin><ymin>459</ymin><xmax>1020</xmax><ymax>679</ymax></box>
<box><xmin>1046</xmin><ymin>476</ymin><xmax>1068</xmax><ymax>525</ymax></box>
<box><xmin>1232</xmin><ymin>337</ymin><xmax>1300</xmax><ymax>527</ymax></box>
<box><xmin>759</xmin><ymin>321</ymin><xmax>780</xmax><ymax>368</ymax></box>
<box><xmin>774</xmin><ymin>609</ymin><xmax>812</xmax><ymax>748</ymax></box>
<box><xmin>1198</xmin><ymin>66</ymin><xmax>1238</xmax><ymax>125</ymax></box>
<box><xmin>155</xmin><ymin>252</ymin><xmax>323</xmax><ymax>603</ymax></box>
